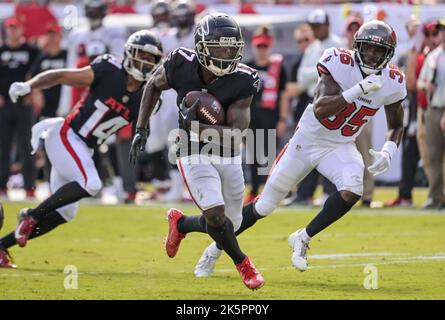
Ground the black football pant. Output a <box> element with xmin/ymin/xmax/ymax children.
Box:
<box><xmin>0</xmin><ymin>103</ymin><xmax>35</xmax><ymax>190</ymax></box>
<box><xmin>399</xmin><ymin>130</ymin><xmax>420</xmax><ymax>199</ymax></box>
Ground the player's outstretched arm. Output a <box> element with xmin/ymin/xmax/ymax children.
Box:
<box><xmin>313</xmin><ymin>73</ymin><xmax>382</xmax><ymax>120</ymax></box>
<box><xmin>28</xmin><ymin>67</ymin><xmax>94</xmax><ymax>90</ymax></box>
<box><xmin>136</xmin><ymin>65</ymin><xmax>170</xmax><ymax>129</ymax></box>
<box><xmin>129</xmin><ymin>65</ymin><xmax>170</xmax><ymax>165</ymax></box>
<box><xmin>9</xmin><ymin>67</ymin><xmax>94</xmax><ymax>103</ymax></box>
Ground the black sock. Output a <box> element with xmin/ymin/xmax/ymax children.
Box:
<box><xmin>206</xmin><ymin>219</ymin><xmax>245</xmax><ymax>265</ymax></box>
<box><xmin>29</xmin><ymin>211</ymin><xmax>67</xmax><ymax>239</ymax></box>
<box><xmin>306</xmin><ymin>191</ymin><xmax>353</xmax><ymax>237</ymax></box>
<box><xmin>29</xmin><ymin>182</ymin><xmax>90</xmax><ymax>221</ymax></box>
<box><xmin>0</xmin><ymin>233</ymin><xmax>16</xmax><ymax>250</ymax></box>
<box><xmin>0</xmin><ymin>211</ymin><xmax>66</xmax><ymax>250</ymax></box>
<box><xmin>215</xmin><ymin>202</ymin><xmax>264</xmax><ymax>250</ymax></box>
<box><xmin>177</xmin><ymin>215</ymin><xmax>206</xmax><ymax>234</ymax></box>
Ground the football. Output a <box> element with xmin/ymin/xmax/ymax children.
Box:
<box><xmin>184</xmin><ymin>91</ymin><xmax>225</xmax><ymax>125</ymax></box>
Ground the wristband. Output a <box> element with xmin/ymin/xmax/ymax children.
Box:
<box><xmin>341</xmin><ymin>84</ymin><xmax>363</xmax><ymax>104</ymax></box>
<box><xmin>381</xmin><ymin>141</ymin><xmax>398</xmax><ymax>160</ymax></box>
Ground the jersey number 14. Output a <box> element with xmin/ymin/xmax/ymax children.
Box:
<box><xmin>78</xmin><ymin>100</ymin><xmax>128</xmax><ymax>144</ymax></box>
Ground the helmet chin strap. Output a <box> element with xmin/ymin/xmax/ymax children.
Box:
<box><xmin>360</xmin><ymin>65</ymin><xmax>380</xmax><ymax>75</ymax></box>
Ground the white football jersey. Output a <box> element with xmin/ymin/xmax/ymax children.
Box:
<box><xmin>298</xmin><ymin>47</ymin><xmax>407</xmax><ymax>145</ymax></box>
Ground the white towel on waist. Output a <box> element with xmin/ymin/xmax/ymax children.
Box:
<box><xmin>30</xmin><ymin>117</ymin><xmax>65</xmax><ymax>155</ymax></box>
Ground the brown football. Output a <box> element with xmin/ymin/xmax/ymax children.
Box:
<box><xmin>184</xmin><ymin>91</ymin><xmax>225</xmax><ymax>125</ymax></box>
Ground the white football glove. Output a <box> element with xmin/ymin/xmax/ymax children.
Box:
<box><xmin>368</xmin><ymin>149</ymin><xmax>391</xmax><ymax>177</ymax></box>
<box><xmin>358</xmin><ymin>74</ymin><xmax>383</xmax><ymax>95</ymax></box>
<box><xmin>9</xmin><ymin>82</ymin><xmax>31</xmax><ymax>103</ymax></box>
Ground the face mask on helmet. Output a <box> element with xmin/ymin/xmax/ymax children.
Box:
<box><xmin>124</xmin><ymin>44</ymin><xmax>162</xmax><ymax>82</ymax></box>
<box><xmin>196</xmin><ymin>39</ymin><xmax>244</xmax><ymax>77</ymax></box>
<box><xmin>354</xmin><ymin>40</ymin><xmax>394</xmax><ymax>75</ymax></box>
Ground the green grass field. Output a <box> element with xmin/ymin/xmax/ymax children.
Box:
<box><xmin>0</xmin><ymin>187</ymin><xmax>444</xmax><ymax>300</ymax></box>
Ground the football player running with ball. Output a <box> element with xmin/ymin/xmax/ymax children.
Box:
<box><xmin>0</xmin><ymin>31</ymin><xmax>163</xmax><ymax>268</ymax></box>
<box><xmin>194</xmin><ymin>20</ymin><xmax>407</xmax><ymax>276</ymax></box>
<box><xmin>129</xmin><ymin>13</ymin><xmax>264</xmax><ymax>290</ymax></box>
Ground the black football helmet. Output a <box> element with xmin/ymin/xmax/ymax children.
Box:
<box><xmin>150</xmin><ymin>1</ymin><xmax>171</xmax><ymax>28</ymax></box>
<box><xmin>123</xmin><ymin>30</ymin><xmax>164</xmax><ymax>82</ymax></box>
<box><xmin>353</xmin><ymin>20</ymin><xmax>397</xmax><ymax>75</ymax></box>
<box><xmin>171</xmin><ymin>1</ymin><xmax>195</xmax><ymax>31</ymax></box>
<box><xmin>194</xmin><ymin>13</ymin><xmax>244</xmax><ymax>77</ymax></box>
<box><xmin>85</xmin><ymin>0</ymin><xmax>107</xmax><ymax>29</ymax></box>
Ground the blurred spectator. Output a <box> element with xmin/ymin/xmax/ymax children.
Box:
<box><xmin>64</xmin><ymin>0</ymin><xmax>127</xmax><ymax>111</ymax></box>
<box><xmin>15</xmin><ymin>0</ymin><xmax>58</xmax><ymax>43</ymax></box>
<box><xmin>144</xmin><ymin>0</ymin><xmax>197</xmax><ymax>203</ymax></box>
<box><xmin>29</xmin><ymin>22</ymin><xmax>67</xmax><ymax>120</ymax></box>
<box><xmin>417</xmin><ymin>20</ymin><xmax>445</xmax><ymax>210</ymax></box>
<box><xmin>286</xmin><ymin>23</ymin><xmax>314</xmax><ymax>124</ymax></box>
<box><xmin>295</xmin><ymin>9</ymin><xmax>343</xmax><ymax>206</ymax></box>
<box><xmin>0</xmin><ymin>16</ymin><xmax>39</xmax><ymax>199</ymax></box>
<box><xmin>244</xmin><ymin>24</ymin><xmax>288</xmax><ymax>204</ymax></box>
<box><xmin>150</xmin><ymin>0</ymin><xmax>171</xmax><ymax>30</ymax></box>
<box><xmin>387</xmin><ymin>18</ymin><xmax>441</xmax><ymax>207</ymax></box>
<box><xmin>65</xmin><ymin>0</ymin><xmax>127</xmax><ymax>69</ymax></box>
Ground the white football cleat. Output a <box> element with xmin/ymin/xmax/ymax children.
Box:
<box><xmin>288</xmin><ymin>229</ymin><xmax>310</xmax><ymax>272</ymax></box>
<box><xmin>194</xmin><ymin>242</ymin><xmax>222</xmax><ymax>278</ymax></box>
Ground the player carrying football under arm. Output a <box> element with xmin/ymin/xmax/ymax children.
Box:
<box><xmin>129</xmin><ymin>13</ymin><xmax>264</xmax><ymax>290</ymax></box>
<box><xmin>0</xmin><ymin>30</ymin><xmax>163</xmax><ymax>268</ymax></box>
<box><xmin>194</xmin><ymin>20</ymin><xmax>407</xmax><ymax>277</ymax></box>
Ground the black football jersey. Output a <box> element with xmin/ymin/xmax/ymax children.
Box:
<box><xmin>67</xmin><ymin>54</ymin><xmax>144</xmax><ymax>148</ymax></box>
<box><xmin>164</xmin><ymin>47</ymin><xmax>260</xmax><ymax>156</ymax></box>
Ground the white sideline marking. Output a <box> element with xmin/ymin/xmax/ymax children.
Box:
<box><xmin>1</xmin><ymin>255</ymin><xmax>445</xmax><ymax>278</ymax></box>
<box><xmin>309</xmin><ymin>253</ymin><xmax>408</xmax><ymax>260</ymax></box>
<box><xmin>182</xmin><ymin>254</ymin><xmax>445</xmax><ymax>274</ymax></box>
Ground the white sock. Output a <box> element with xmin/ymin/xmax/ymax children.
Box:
<box><xmin>300</xmin><ymin>228</ymin><xmax>311</xmax><ymax>243</ymax></box>
<box><xmin>208</xmin><ymin>242</ymin><xmax>223</xmax><ymax>256</ymax></box>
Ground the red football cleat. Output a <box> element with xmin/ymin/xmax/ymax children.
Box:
<box><xmin>385</xmin><ymin>197</ymin><xmax>413</xmax><ymax>207</ymax></box>
<box><xmin>165</xmin><ymin>208</ymin><xmax>186</xmax><ymax>258</ymax></box>
<box><xmin>236</xmin><ymin>256</ymin><xmax>265</xmax><ymax>290</ymax></box>
<box><xmin>243</xmin><ymin>193</ymin><xmax>258</xmax><ymax>205</ymax></box>
<box><xmin>14</xmin><ymin>209</ymin><xmax>37</xmax><ymax>248</ymax></box>
<box><xmin>0</xmin><ymin>248</ymin><xmax>16</xmax><ymax>268</ymax></box>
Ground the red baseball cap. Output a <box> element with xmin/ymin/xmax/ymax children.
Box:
<box><xmin>45</xmin><ymin>22</ymin><xmax>62</xmax><ymax>34</ymax></box>
<box><xmin>4</xmin><ymin>16</ymin><xmax>23</xmax><ymax>28</ymax></box>
<box><xmin>252</xmin><ymin>34</ymin><xmax>273</xmax><ymax>47</ymax></box>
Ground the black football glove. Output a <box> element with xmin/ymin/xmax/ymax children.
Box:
<box><xmin>129</xmin><ymin>127</ymin><xmax>149</xmax><ymax>166</ymax></box>
<box><xmin>178</xmin><ymin>97</ymin><xmax>200</xmax><ymax>131</ymax></box>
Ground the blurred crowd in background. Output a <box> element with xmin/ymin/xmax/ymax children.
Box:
<box><xmin>0</xmin><ymin>0</ymin><xmax>444</xmax><ymax>210</ymax></box>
